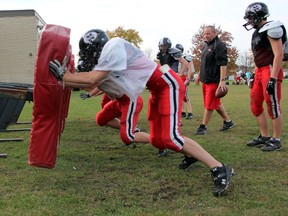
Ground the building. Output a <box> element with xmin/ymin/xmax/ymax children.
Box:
<box><xmin>0</xmin><ymin>10</ymin><xmax>45</xmax><ymax>84</ymax></box>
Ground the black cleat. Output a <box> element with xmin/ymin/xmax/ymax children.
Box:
<box><xmin>185</xmin><ymin>113</ymin><xmax>194</xmax><ymax>119</ymax></box>
<box><xmin>261</xmin><ymin>138</ymin><xmax>282</xmax><ymax>151</ymax></box>
<box><xmin>210</xmin><ymin>163</ymin><xmax>235</xmax><ymax>197</ymax></box>
<box><xmin>157</xmin><ymin>149</ymin><xmax>169</xmax><ymax>157</ymax></box>
<box><xmin>219</xmin><ymin>120</ymin><xmax>235</xmax><ymax>131</ymax></box>
<box><xmin>246</xmin><ymin>135</ymin><xmax>270</xmax><ymax>147</ymax></box>
<box><xmin>178</xmin><ymin>156</ymin><xmax>198</xmax><ymax>170</ymax></box>
<box><xmin>195</xmin><ymin>124</ymin><xmax>207</xmax><ymax>135</ymax></box>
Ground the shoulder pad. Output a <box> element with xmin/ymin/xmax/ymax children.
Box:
<box><xmin>184</xmin><ymin>55</ymin><xmax>192</xmax><ymax>62</ymax></box>
<box><xmin>168</xmin><ymin>47</ymin><xmax>182</xmax><ymax>59</ymax></box>
<box><xmin>259</xmin><ymin>20</ymin><xmax>283</xmax><ymax>33</ymax></box>
<box><xmin>169</xmin><ymin>47</ymin><xmax>181</xmax><ymax>54</ymax></box>
<box><xmin>267</xmin><ymin>27</ymin><xmax>283</xmax><ymax>39</ymax></box>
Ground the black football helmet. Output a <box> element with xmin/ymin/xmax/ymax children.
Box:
<box><xmin>158</xmin><ymin>37</ymin><xmax>172</xmax><ymax>52</ymax></box>
<box><xmin>175</xmin><ymin>44</ymin><xmax>184</xmax><ymax>53</ymax></box>
<box><xmin>77</xmin><ymin>29</ymin><xmax>109</xmax><ymax>72</ymax></box>
<box><xmin>243</xmin><ymin>2</ymin><xmax>269</xmax><ymax>31</ymax></box>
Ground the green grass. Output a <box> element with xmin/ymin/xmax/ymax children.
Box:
<box><xmin>1</xmin><ymin>81</ymin><xmax>288</xmax><ymax>215</ymax></box>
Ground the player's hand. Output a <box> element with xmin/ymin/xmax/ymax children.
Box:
<box><xmin>248</xmin><ymin>74</ymin><xmax>254</xmax><ymax>89</ymax></box>
<box><xmin>80</xmin><ymin>93</ymin><xmax>90</xmax><ymax>100</ymax></box>
<box><xmin>49</xmin><ymin>56</ymin><xmax>68</xmax><ymax>81</ymax></box>
<box><xmin>184</xmin><ymin>79</ymin><xmax>190</xmax><ymax>86</ymax></box>
<box><xmin>266</xmin><ymin>77</ymin><xmax>276</xmax><ymax>95</ymax></box>
<box><xmin>194</xmin><ymin>76</ymin><xmax>200</xmax><ymax>85</ymax></box>
<box><xmin>218</xmin><ymin>80</ymin><xmax>227</xmax><ymax>91</ymax></box>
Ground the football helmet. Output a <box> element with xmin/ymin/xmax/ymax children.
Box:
<box><xmin>77</xmin><ymin>29</ymin><xmax>109</xmax><ymax>72</ymax></box>
<box><xmin>175</xmin><ymin>44</ymin><xmax>184</xmax><ymax>53</ymax></box>
<box><xmin>243</xmin><ymin>2</ymin><xmax>270</xmax><ymax>31</ymax></box>
<box><xmin>158</xmin><ymin>37</ymin><xmax>172</xmax><ymax>52</ymax></box>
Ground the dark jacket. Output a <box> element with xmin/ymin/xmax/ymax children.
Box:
<box><xmin>200</xmin><ymin>36</ymin><xmax>228</xmax><ymax>83</ymax></box>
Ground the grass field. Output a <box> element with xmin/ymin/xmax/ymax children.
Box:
<box><xmin>1</xmin><ymin>81</ymin><xmax>288</xmax><ymax>215</ymax></box>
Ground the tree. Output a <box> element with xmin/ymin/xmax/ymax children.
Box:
<box><xmin>106</xmin><ymin>26</ymin><xmax>143</xmax><ymax>48</ymax></box>
<box><xmin>238</xmin><ymin>50</ymin><xmax>255</xmax><ymax>73</ymax></box>
<box><xmin>282</xmin><ymin>61</ymin><xmax>288</xmax><ymax>69</ymax></box>
<box><xmin>143</xmin><ymin>48</ymin><xmax>154</xmax><ymax>59</ymax></box>
<box><xmin>190</xmin><ymin>25</ymin><xmax>239</xmax><ymax>76</ymax></box>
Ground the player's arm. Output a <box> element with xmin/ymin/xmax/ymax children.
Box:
<box><xmin>88</xmin><ymin>86</ymin><xmax>104</xmax><ymax>97</ymax></box>
<box><xmin>268</xmin><ymin>37</ymin><xmax>283</xmax><ymax>79</ymax></box>
<box><xmin>49</xmin><ymin>57</ymin><xmax>110</xmax><ymax>88</ymax></box>
<box><xmin>170</xmin><ymin>48</ymin><xmax>192</xmax><ymax>85</ymax></box>
<box><xmin>194</xmin><ymin>72</ymin><xmax>200</xmax><ymax>85</ymax></box>
<box><xmin>259</xmin><ymin>21</ymin><xmax>284</xmax><ymax>79</ymax></box>
<box><xmin>265</xmin><ymin>37</ymin><xmax>283</xmax><ymax>95</ymax></box>
<box><xmin>79</xmin><ymin>86</ymin><xmax>103</xmax><ymax>100</ymax></box>
<box><xmin>218</xmin><ymin>65</ymin><xmax>227</xmax><ymax>91</ymax></box>
<box><xmin>178</xmin><ymin>57</ymin><xmax>192</xmax><ymax>86</ymax></box>
<box><xmin>186</xmin><ymin>55</ymin><xmax>195</xmax><ymax>81</ymax></box>
<box><xmin>63</xmin><ymin>70</ymin><xmax>109</xmax><ymax>87</ymax></box>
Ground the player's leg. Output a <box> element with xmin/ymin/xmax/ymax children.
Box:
<box><xmin>118</xmin><ymin>95</ymin><xmax>150</xmax><ymax>145</ymax></box>
<box><xmin>166</xmin><ymin>70</ymin><xmax>234</xmax><ymax>196</ymax></box>
<box><xmin>147</xmin><ymin>66</ymin><xmax>235</xmax><ymax>196</ymax></box>
<box><xmin>247</xmin><ymin>67</ymin><xmax>270</xmax><ymax>147</ymax></box>
<box><xmin>148</xmin><ymin>94</ymin><xmax>166</xmax><ymax>151</ymax></box>
<box><xmin>261</xmin><ymin>67</ymin><xmax>283</xmax><ymax>151</ymax></box>
<box><xmin>184</xmin><ymin>86</ymin><xmax>194</xmax><ymax>119</ymax></box>
<box><xmin>95</xmin><ymin>100</ymin><xmax>121</xmax><ymax>128</ymax></box>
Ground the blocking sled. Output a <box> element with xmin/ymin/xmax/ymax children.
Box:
<box><xmin>28</xmin><ymin>24</ymin><xmax>74</xmax><ymax>168</ymax></box>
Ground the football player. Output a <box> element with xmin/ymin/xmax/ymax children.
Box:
<box><xmin>243</xmin><ymin>2</ymin><xmax>287</xmax><ymax>151</ymax></box>
<box><xmin>175</xmin><ymin>44</ymin><xmax>195</xmax><ymax>120</ymax></box>
<box><xmin>49</xmin><ymin>29</ymin><xmax>234</xmax><ymax>196</ymax></box>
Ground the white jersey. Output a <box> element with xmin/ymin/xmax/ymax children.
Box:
<box><xmin>97</xmin><ymin>79</ymin><xmax>124</xmax><ymax>99</ymax></box>
<box><xmin>94</xmin><ymin>37</ymin><xmax>157</xmax><ymax>101</ymax></box>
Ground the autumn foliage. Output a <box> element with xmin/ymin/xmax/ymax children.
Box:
<box><xmin>106</xmin><ymin>26</ymin><xmax>143</xmax><ymax>48</ymax></box>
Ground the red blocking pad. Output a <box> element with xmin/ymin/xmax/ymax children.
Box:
<box><xmin>28</xmin><ymin>24</ymin><xmax>73</xmax><ymax>168</ymax></box>
<box><xmin>61</xmin><ymin>50</ymin><xmax>74</xmax><ymax>133</ymax></box>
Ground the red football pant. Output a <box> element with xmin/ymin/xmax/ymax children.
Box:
<box><xmin>146</xmin><ymin>65</ymin><xmax>185</xmax><ymax>152</ymax></box>
<box><xmin>96</xmin><ymin>94</ymin><xmax>143</xmax><ymax>145</ymax></box>
<box><xmin>250</xmin><ymin>65</ymin><xmax>283</xmax><ymax>119</ymax></box>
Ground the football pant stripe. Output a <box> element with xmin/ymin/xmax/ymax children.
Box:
<box><xmin>162</xmin><ymin>72</ymin><xmax>185</xmax><ymax>149</ymax></box>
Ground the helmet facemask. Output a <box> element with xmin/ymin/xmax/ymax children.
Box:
<box><xmin>77</xmin><ymin>45</ymin><xmax>97</xmax><ymax>72</ymax></box>
<box><xmin>158</xmin><ymin>44</ymin><xmax>169</xmax><ymax>53</ymax></box>
<box><xmin>243</xmin><ymin>14</ymin><xmax>261</xmax><ymax>31</ymax></box>
<box><xmin>77</xmin><ymin>29</ymin><xmax>109</xmax><ymax>72</ymax></box>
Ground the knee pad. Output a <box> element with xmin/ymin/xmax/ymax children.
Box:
<box><xmin>95</xmin><ymin>113</ymin><xmax>107</xmax><ymax>126</ymax></box>
<box><xmin>119</xmin><ymin>129</ymin><xmax>133</xmax><ymax>145</ymax></box>
<box><xmin>251</xmin><ymin>106</ymin><xmax>264</xmax><ymax>117</ymax></box>
<box><xmin>150</xmin><ymin>135</ymin><xmax>166</xmax><ymax>150</ymax></box>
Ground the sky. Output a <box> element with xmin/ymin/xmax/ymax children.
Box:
<box><xmin>2</xmin><ymin>0</ymin><xmax>288</xmax><ymax>60</ymax></box>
